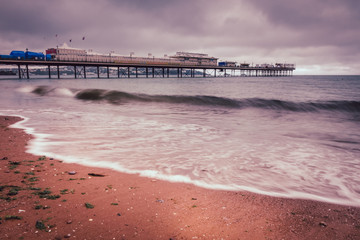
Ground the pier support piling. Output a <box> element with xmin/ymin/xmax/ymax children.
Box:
<box><xmin>26</xmin><ymin>64</ymin><xmax>29</xmax><ymax>79</ymax></box>
<box><xmin>18</xmin><ymin>64</ymin><xmax>21</xmax><ymax>79</ymax></box>
<box><xmin>48</xmin><ymin>65</ymin><xmax>51</xmax><ymax>79</ymax></box>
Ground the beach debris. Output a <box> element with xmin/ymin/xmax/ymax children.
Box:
<box><xmin>319</xmin><ymin>221</ymin><xmax>327</xmax><ymax>227</ymax></box>
<box><xmin>1</xmin><ymin>157</ymin><xmax>8</xmax><ymax>160</ymax></box>
<box><xmin>50</xmin><ymin>158</ymin><xmax>54</xmax><ymax>160</ymax></box>
<box><xmin>191</xmin><ymin>198</ymin><xmax>197</xmax><ymax>200</ymax></box>
<box><xmin>85</xmin><ymin>202</ymin><xmax>95</xmax><ymax>209</ymax></box>
<box><xmin>156</xmin><ymin>199</ymin><xmax>164</xmax><ymax>203</ymax></box>
<box><xmin>68</xmin><ymin>171</ymin><xmax>77</xmax><ymax>175</ymax></box>
<box><xmin>88</xmin><ymin>173</ymin><xmax>106</xmax><ymax>177</ymax></box>
<box><xmin>117</xmin><ymin>213</ymin><xmax>122</xmax><ymax>216</ymax></box>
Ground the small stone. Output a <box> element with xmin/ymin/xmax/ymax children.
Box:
<box><xmin>1</xmin><ymin>157</ymin><xmax>8</xmax><ymax>160</ymax></box>
<box><xmin>319</xmin><ymin>221</ymin><xmax>327</xmax><ymax>227</ymax></box>
<box><xmin>64</xmin><ymin>233</ymin><xmax>71</xmax><ymax>238</ymax></box>
<box><xmin>68</xmin><ymin>171</ymin><xmax>77</xmax><ymax>175</ymax></box>
<box><xmin>117</xmin><ymin>213</ymin><xmax>121</xmax><ymax>216</ymax></box>
<box><xmin>55</xmin><ymin>235</ymin><xmax>62</xmax><ymax>240</ymax></box>
<box><xmin>66</xmin><ymin>220</ymin><xmax>72</xmax><ymax>224</ymax></box>
<box><xmin>156</xmin><ymin>199</ymin><xmax>164</xmax><ymax>203</ymax></box>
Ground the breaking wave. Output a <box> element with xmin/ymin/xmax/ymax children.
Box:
<box><xmin>31</xmin><ymin>86</ymin><xmax>360</xmax><ymax>113</ymax></box>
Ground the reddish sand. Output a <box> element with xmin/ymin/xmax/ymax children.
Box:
<box><xmin>0</xmin><ymin>116</ymin><xmax>359</xmax><ymax>240</ymax></box>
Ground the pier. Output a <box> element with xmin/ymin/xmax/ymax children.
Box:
<box><xmin>0</xmin><ymin>59</ymin><xmax>295</xmax><ymax>79</ymax></box>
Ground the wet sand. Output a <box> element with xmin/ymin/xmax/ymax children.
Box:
<box><xmin>0</xmin><ymin>116</ymin><xmax>359</xmax><ymax>239</ymax></box>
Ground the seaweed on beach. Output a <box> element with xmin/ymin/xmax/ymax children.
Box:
<box><xmin>38</xmin><ymin>156</ymin><xmax>46</xmax><ymax>161</ymax></box>
<box><xmin>28</xmin><ymin>177</ymin><xmax>39</xmax><ymax>182</ymax></box>
<box><xmin>43</xmin><ymin>195</ymin><xmax>60</xmax><ymax>200</ymax></box>
<box><xmin>35</xmin><ymin>220</ymin><xmax>46</xmax><ymax>230</ymax></box>
<box><xmin>85</xmin><ymin>202</ymin><xmax>94</xmax><ymax>209</ymax></box>
<box><xmin>33</xmin><ymin>189</ymin><xmax>60</xmax><ymax>199</ymax></box>
<box><xmin>5</xmin><ymin>215</ymin><xmax>23</xmax><ymax>220</ymax></box>
<box><xmin>0</xmin><ymin>185</ymin><xmax>22</xmax><ymax>196</ymax></box>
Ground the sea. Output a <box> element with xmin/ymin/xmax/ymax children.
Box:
<box><xmin>0</xmin><ymin>75</ymin><xmax>359</xmax><ymax>207</ymax></box>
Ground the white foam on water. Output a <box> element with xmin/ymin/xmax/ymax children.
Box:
<box><xmin>16</xmin><ymin>86</ymin><xmax>36</xmax><ymax>93</ymax></box>
<box><xmin>6</xmin><ymin>113</ymin><xmax>359</xmax><ymax>207</ymax></box>
<box><xmin>51</xmin><ymin>88</ymin><xmax>75</xmax><ymax>97</ymax></box>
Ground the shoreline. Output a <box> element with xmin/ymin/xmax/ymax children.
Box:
<box><xmin>10</xmin><ymin>113</ymin><xmax>359</xmax><ymax>208</ymax></box>
<box><xmin>1</xmin><ymin>116</ymin><xmax>359</xmax><ymax>239</ymax></box>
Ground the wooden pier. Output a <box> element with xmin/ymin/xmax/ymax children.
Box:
<box><xmin>0</xmin><ymin>59</ymin><xmax>295</xmax><ymax>79</ymax></box>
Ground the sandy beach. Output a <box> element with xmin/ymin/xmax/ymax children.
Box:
<box><xmin>1</xmin><ymin>116</ymin><xmax>359</xmax><ymax>239</ymax></box>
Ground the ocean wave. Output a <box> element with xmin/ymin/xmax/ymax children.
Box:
<box><xmin>31</xmin><ymin>86</ymin><xmax>360</xmax><ymax>113</ymax></box>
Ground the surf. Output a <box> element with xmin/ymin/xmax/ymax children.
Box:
<box><xmin>30</xmin><ymin>86</ymin><xmax>360</xmax><ymax>113</ymax></box>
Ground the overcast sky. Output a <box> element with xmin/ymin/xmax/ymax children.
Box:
<box><xmin>0</xmin><ymin>0</ymin><xmax>359</xmax><ymax>74</ymax></box>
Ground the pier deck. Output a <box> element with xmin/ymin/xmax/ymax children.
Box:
<box><xmin>0</xmin><ymin>59</ymin><xmax>295</xmax><ymax>79</ymax></box>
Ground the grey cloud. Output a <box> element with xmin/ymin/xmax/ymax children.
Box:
<box><xmin>244</xmin><ymin>0</ymin><xmax>360</xmax><ymax>47</ymax></box>
<box><xmin>0</xmin><ymin>1</ymin><xmax>71</xmax><ymax>35</ymax></box>
<box><xmin>0</xmin><ymin>0</ymin><xmax>359</xmax><ymax>74</ymax></box>
<box><xmin>246</xmin><ymin>0</ymin><xmax>360</xmax><ymax>29</ymax></box>
<box><xmin>108</xmin><ymin>0</ymin><xmax>213</xmax><ymax>35</ymax></box>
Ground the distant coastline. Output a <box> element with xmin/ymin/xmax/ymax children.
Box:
<box><xmin>0</xmin><ymin>70</ymin><xmax>16</xmax><ymax>75</ymax></box>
